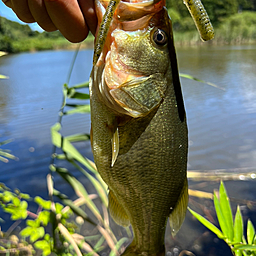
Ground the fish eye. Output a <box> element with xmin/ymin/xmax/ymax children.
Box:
<box><xmin>153</xmin><ymin>29</ymin><xmax>168</xmax><ymax>46</ymax></box>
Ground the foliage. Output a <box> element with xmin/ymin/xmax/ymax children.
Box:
<box><xmin>0</xmin><ymin>16</ymin><xmax>94</xmax><ymax>53</ymax></box>
<box><xmin>0</xmin><ymin>139</ymin><xmax>16</xmax><ymax>163</ymax></box>
<box><xmin>189</xmin><ymin>181</ymin><xmax>256</xmax><ymax>256</ymax></box>
<box><xmin>168</xmin><ymin>0</ymin><xmax>256</xmax><ymax>25</ymax></box>
<box><xmin>172</xmin><ymin>10</ymin><xmax>256</xmax><ymax>45</ymax></box>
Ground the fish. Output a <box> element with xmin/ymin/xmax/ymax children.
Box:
<box><xmin>89</xmin><ymin>0</ymin><xmax>188</xmax><ymax>255</ymax></box>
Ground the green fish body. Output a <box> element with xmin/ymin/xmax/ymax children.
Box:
<box><xmin>90</xmin><ymin>1</ymin><xmax>188</xmax><ymax>255</ymax></box>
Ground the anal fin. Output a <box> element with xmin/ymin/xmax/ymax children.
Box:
<box><xmin>169</xmin><ymin>178</ymin><xmax>188</xmax><ymax>236</ymax></box>
<box><xmin>109</xmin><ymin>190</ymin><xmax>130</xmax><ymax>227</ymax></box>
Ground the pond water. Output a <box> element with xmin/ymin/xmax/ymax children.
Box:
<box><xmin>0</xmin><ymin>45</ymin><xmax>256</xmax><ymax>255</ymax></box>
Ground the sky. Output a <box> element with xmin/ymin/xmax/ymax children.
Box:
<box><xmin>0</xmin><ymin>2</ymin><xmax>43</xmax><ymax>31</ymax></box>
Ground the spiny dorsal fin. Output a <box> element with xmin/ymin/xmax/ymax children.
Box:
<box><xmin>169</xmin><ymin>179</ymin><xmax>188</xmax><ymax>236</ymax></box>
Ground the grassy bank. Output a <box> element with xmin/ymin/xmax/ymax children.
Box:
<box><xmin>1</xmin><ymin>10</ymin><xmax>256</xmax><ymax>53</ymax></box>
<box><xmin>173</xmin><ymin>11</ymin><xmax>256</xmax><ymax>46</ymax></box>
<box><xmin>10</xmin><ymin>33</ymin><xmax>94</xmax><ymax>52</ymax></box>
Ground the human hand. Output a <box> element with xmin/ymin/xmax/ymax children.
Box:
<box><xmin>2</xmin><ymin>0</ymin><xmax>98</xmax><ymax>43</ymax></box>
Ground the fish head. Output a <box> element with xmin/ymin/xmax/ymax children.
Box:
<box><xmin>94</xmin><ymin>1</ymin><xmax>175</xmax><ymax>118</ymax></box>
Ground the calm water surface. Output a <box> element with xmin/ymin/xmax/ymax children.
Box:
<box><xmin>0</xmin><ymin>45</ymin><xmax>256</xmax><ymax>255</ymax></box>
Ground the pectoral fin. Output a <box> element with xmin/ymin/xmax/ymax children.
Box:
<box><xmin>169</xmin><ymin>179</ymin><xmax>188</xmax><ymax>236</ymax></box>
<box><xmin>111</xmin><ymin>127</ymin><xmax>119</xmax><ymax>167</ymax></box>
<box><xmin>108</xmin><ymin>190</ymin><xmax>130</xmax><ymax>227</ymax></box>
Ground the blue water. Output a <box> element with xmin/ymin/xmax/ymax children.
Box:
<box><xmin>0</xmin><ymin>45</ymin><xmax>256</xmax><ymax>255</ymax></box>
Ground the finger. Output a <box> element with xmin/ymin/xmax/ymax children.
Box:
<box><xmin>44</xmin><ymin>0</ymin><xmax>89</xmax><ymax>43</ymax></box>
<box><xmin>28</xmin><ymin>0</ymin><xmax>57</xmax><ymax>32</ymax></box>
<box><xmin>78</xmin><ymin>0</ymin><xmax>98</xmax><ymax>36</ymax></box>
<box><xmin>11</xmin><ymin>0</ymin><xmax>35</xmax><ymax>23</ymax></box>
<box><xmin>2</xmin><ymin>0</ymin><xmax>12</xmax><ymax>8</ymax></box>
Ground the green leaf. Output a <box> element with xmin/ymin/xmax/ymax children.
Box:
<box><xmin>55</xmin><ymin>202</ymin><xmax>64</xmax><ymax>214</ymax></box>
<box><xmin>27</xmin><ymin>219</ymin><xmax>40</xmax><ymax>228</ymax></box>
<box><xmin>19</xmin><ymin>192</ymin><xmax>30</xmax><ymax>200</ymax></box>
<box><xmin>1</xmin><ymin>191</ymin><xmax>13</xmax><ymax>202</ymax></box>
<box><xmin>66</xmin><ymin>133</ymin><xmax>90</xmax><ymax>143</ymax></box>
<box><xmin>4</xmin><ymin>200</ymin><xmax>28</xmax><ymax>220</ymax></box>
<box><xmin>234</xmin><ymin>206</ymin><xmax>243</xmax><ymax>244</ymax></box>
<box><xmin>34</xmin><ymin>240</ymin><xmax>52</xmax><ymax>256</ymax></box>
<box><xmin>20</xmin><ymin>226</ymin><xmax>34</xmax><ymax>237</ymax></box>
<box><xmin>214</xmin><ymin>192</ymin><xmax>229</xmax><ymax>240</ymax></box>
<box><xmin>188</xmin><ymin>207</ymin><xmax>224</xmax><ymax>239</ymax></box>
<box><xmin>12</xmin><ymin>197</ymin><xmax>20</xmax><ymax>207</ymax></box>
<box><xmin>30</xmin><ymin>227</ymin><xmax>45</xmax><ymax>243</ymax></box>
<box><xmin>64</xmin><ymin>105</ymin><xmax>90</xmax><ymax>115</ymax></box>
<box><xmin>38</xmin><ymin>211</ymin><xmax>51</xmax><ymax>226</ymax></box>
<box><xmin>70</xmin><ymin>81</ymin><xmax>89</xmax><ymax>89</ymax></box>
<box><xmin>219</xmin><ymin>181</ymin><xmax>234</xmax><ymax>241</ymax></box>
<box><xmin>247</xmin><ymin>219</ymin><xmax>255</xmax><ymax>245</ymax></box>
<box><xmin>35</xmin><ymin>196</ymin><xmax>51</xmax><ymax>210</ymax></box>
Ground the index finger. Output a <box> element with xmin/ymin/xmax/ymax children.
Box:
<box><xmin>44</xmin><ymin>0</ymin><xmax>89</xmax><ymax>43</ymax></box>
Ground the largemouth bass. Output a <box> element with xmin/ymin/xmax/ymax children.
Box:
<box><xmin>89</xmin><ymin>0</ymin><xmax>188</xmax><ymax>255</ymax></box>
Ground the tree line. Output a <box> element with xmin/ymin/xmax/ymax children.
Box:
<box><xmin>168</xmin><ymin>0</ymin><xmax>256</xmax><ymax>24</ymax></box>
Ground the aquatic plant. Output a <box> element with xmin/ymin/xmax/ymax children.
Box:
<box><xmin>189</xmin><ymin>181</ymin><xmax>256</xmax><ymax>256</ymax></box>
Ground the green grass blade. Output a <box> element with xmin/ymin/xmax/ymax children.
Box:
<box><xmin>179</xmin><ymin>73</ymin><xmax>225</xmax><ymax>91</ymax></box>
<box><xmin>69</xmin><ymin>160</ymin><xmax>108</xmax><ymax>207</ymax></box>
<box><xmin>109</xmin><ymin>237</ymin><xmax>129</xmax><ymax>256</ymax></box>
<box><xmin>70</xmin><ymin>81</ymin><xmax>89</xmax><ymax>89</ymax></box>
<box><xmin>67</xmin><ymin>89</ymin><xmax>90</xmax><ymax>100</ymax></box>
<box><xmin>0</xmin><ymin>151</ymin><xmax>16</xmax><ymax>160</ymax></box>
<box><xmin>64</xmin><ymin>105</ymin><xmax>90</xmax><ymax>115</ymax></box>
<box><xmin>188</xmin><ymin>207</ymin><xmax>224</xmax><ymax>239</ymax></box>
<box><xmin>234</xmin><ymin>250</ymin><xmax>243</xmax><ymax>256</ymax></box>
<box><xmin>219</xmin><ymin>181</ymin><xmax>234</xmax><ymax>241</ymax></box>
<box><xmin>52</xmin><ymin>166</ymin><xmax>103</xmax><ymax>224</ymax></box>
<box><xmin>0</xmin><ymin>74</ymin><xmax>8</xmax><ymax>79</ymax></box>
<box><xmin>94</xmin><ymin>235</ymin><xmax>105</xmax><ymax>251</ymax></box>
<box><xmin>234</xmin><ymin>206</ymin><xmax>243</xmax><ymax>244</ymax></box>
<box><xmin>51</xmin><ymin>123</ymin><xmax>95</xmax><ymax>172</ymax></box>
<box><xmin>214</xmin><ymin>192</ymin><xmax>229</xmax><ymax>240</ymax></box>
<box><xmin>66</xmin><ymin>133</ymin><xmax>90</xmax><ymax>143</ymax></box>
<box><xmin>58</xmin><ymin>223</ymin><xmax>83</xmax><ymax>256</ymax></box>
<box><xmin>53</xmin><ymin>189</ymin><xmax>97</xmax><ymax>226</ymax></box>
<box><xmin>0</xmin><ymin>139</ymin><xmax>13</xmax><ymax>146</ymax></box>
<box><xmin>61</xmin><ymin>83</ymin><xmax>68</xmax><ymax>109</ymax></box>
<box><xmin>235</xmin><ymin>245</ymin><xmax>256</xmax><ymax>250</ymax></box>
<box><xmin>247</xmin><ymin>219</ymin><xmax>255</xmax><ymax>245</ymax></box>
